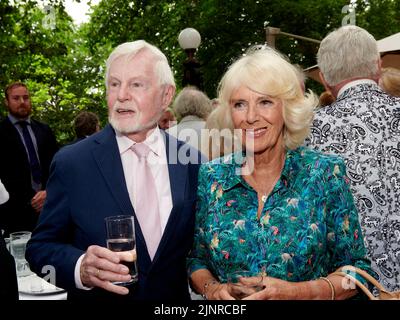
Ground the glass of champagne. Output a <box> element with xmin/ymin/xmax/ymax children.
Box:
<box><xmin>10</xmin><ymin>231</ymin><xmax>33</xmax><ymax>277</ymax></box>
<box><xmin>105</xmin><ymin>215</ymin><xmax>138</xmax><ymax>286</ymax></box>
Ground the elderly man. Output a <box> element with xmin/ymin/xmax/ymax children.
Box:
<box><xmin>307</xmin><ymin>25</ymin><xmax>400</xmax><ymax>291</ymax></box>
<box><xmin>167</xmin><ymin>86</ymin><xmax>212</xmax><ymax>150</ymax></box>
<box><xmin>0</xmin><ymin>82</ymin><xmax>59</xmax><ymax>236</ymax></box>
<box><xmin>26</xmin><ymin>40</ymin><xmax>203</xmax><ymax>301</ymax></box>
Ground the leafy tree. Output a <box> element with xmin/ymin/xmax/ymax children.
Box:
<box><xmin>355</xmin><ymin>0</ymin><xmax>400</xmax><ymax>40</ymax></box>
<box><xmin>1</xmin><ymin>0</ymin><xmax>399</xmax><ymax>144</ymax></box>
<box><xmin>0</xmin><ymin>0</ymin><xmax>107</xmax><ymax>144</ymax></box>
<box><xmin>82</xmin><ymin>0</ymin><xmax>363</xmax><ymax>96</ymax></box>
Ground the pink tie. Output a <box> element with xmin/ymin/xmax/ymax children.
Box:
<box><xmin>131</xmin><ymin>143</ymin><xmax>162</xmax><ymax>260</ymax></box>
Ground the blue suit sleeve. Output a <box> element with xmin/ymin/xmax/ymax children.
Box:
<box><xmin>26</xmin><ymin>152</ymin><xmax>84</xmax><ymax>291</ymax></box>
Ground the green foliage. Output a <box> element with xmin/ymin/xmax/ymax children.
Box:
<box><xmin>355</xmin><ymin>0</ymin><xmax>400</xmax><ymax>40</ymax></box>
<box><xmin>0</xmin><ymin>0</ymin><xmax>107</xmax><ymax>145</ymax></box>
<box><xmin>1</xmin><ymin>0</ymin><xmax>399</xmax><ymax>144</ymax></box>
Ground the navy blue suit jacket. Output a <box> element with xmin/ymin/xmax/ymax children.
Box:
<box><xmin>26</xmin><ymin>125</ymin><xmax>203</xmax><ymax>301</ymax></box>
<box><xmin>0</xmin><ymin>117</ymin><xmax>59</xmax><ymax>235</ymax></box>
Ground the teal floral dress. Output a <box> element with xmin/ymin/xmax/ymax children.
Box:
<box><xmin>187</xmin><ymin>147</ymin><xmax>372</xmax><ymax>283</ymax></box>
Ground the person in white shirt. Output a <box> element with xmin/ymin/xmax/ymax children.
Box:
<box><xmin>0</xmin><ymin>179</ymin><xmax>17</xmax><ymax>300</ymax></box>
<box><xmin>0</xmin><ymin>179</ymin><xmax>9</xmax><ymax>205</ymax></box>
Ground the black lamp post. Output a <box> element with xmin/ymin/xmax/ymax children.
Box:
<box><xmin>178</xmin><ymin>28</ymin><xmax>203</xmax><ymax>90</ymax></box>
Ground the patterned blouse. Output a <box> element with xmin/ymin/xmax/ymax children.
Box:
<box><xmin>306</xmin><ymin>82</ymin><xmax>400</xmax><ymax>291</ymax></box>
<box><xmin>187</xmin><ymin>147</ymin><xmax>372</xmax><ymax>283</ymax></box>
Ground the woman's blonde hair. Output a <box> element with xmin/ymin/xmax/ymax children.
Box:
<box><xmin>217</xmin><ymin>46</ymin><xmax>317</xmax><ymax>150</ymax></box>
<box><xmin>380</xmin><ymin>67</ymin><xmax>400</xmax><ymax>97</ymax></box>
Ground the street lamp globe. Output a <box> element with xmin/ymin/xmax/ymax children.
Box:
<box><xmin>178</xmin><ymin>28</ymin><xmax>203</xmax><ymax>89</ymax></box>
<box><xmin>178</xmin><ymin>28</ymin><xmax>201</xmax><ymax>50</ymax></box>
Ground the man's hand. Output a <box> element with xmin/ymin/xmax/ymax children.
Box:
<box><xmin>80</xmin><ymin>245</ymin><xmax>136</xmax><ymax>295</ymax></box>
<box><xmin>31</xmin><ymin>190</ymin><xmax>46</xmax><ymax>213</ymax></box>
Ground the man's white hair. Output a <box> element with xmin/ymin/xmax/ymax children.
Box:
<box><xmin>317</xmin><ymin>25</ymin><xmax>380</xmax><ymax>86</ymax></box>
<box><xmin>105</xmin><ymin>40</ymin><xmax>175</xmax><ymax>89</ymax></box>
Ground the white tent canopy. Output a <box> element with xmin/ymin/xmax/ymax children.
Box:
<box><xmin>378</xmin><ymin>32</ymin><xmax>400</xmax><ymax>53</ymax></box>
<box><xmin>305</xmin><ymin>32</ymin><xmax>400</xmax><ymax>83</ymax></box>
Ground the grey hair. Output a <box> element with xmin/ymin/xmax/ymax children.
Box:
<box><xmin>217</xmin><ymin>46</ymin><xmax>317</xmax><ymax>150</ymax></box>
<box><xmin>317</xmin><ymin>25</ymin><xmax>380</xmax><ymax>86</ymax></box>
<box><xmin>172</xmin><ymin>86</ymin><xmax>212</xmax><ymax>120</ymax></box>
<box><xmin>105</xmin><ymin>40</ymin><xmax>175</xmax><ymax>90</ymax></box>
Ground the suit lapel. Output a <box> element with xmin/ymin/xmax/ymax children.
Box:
<box><xmin>151</xmin><ymin>132</ymin><xmax>189</xmax><ymax>264</ymax></box>
<box><xmin>91</xmin><ymin>125</ymin><xmax>147</xmax><ymax>254</ymax></box>
<box><xmin>165</xmin><ymin>131</ymin><xmax>188</xmax><ymax>206</ymax></box>
<box><xmin>4</xmin><ymin>117</ymin><xmax>28</xmax><ymax>156</ymax></box>
<box><xmin>91</xmin><ymin>125</ymin><xmax>133</xmax><ymax>215</ymax></box>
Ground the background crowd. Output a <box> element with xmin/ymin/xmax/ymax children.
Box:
<box><xmin>0</xmin><ymin>22</ymin><xmax>399</xmax><ymax>301</ymax></box>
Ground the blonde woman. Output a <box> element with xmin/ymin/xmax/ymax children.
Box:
<box><xmin>188</xmin><ymin>47</ymin><xmax>373</xmax><ymax>300</ymax></box>
<box><xmin>379</xmin><ymin>67</ymin><xmax>400</xmax><ymax>97</ymax></box>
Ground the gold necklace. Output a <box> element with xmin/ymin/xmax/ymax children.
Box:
<box><xmin>246</xmin><ymin>153</ymin><xmax>285</xmax><ymax>205</ymax></box>
<box><xmin>261</xmin><ymin>194</ymin><xmax>268</xmax><ymax>203</ymax></box>
<box><xmin>258</xmin><ymin>172</ymin><xmax>281</xmax><ymax>204</ymax></box>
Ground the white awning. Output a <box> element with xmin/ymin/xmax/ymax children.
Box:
<box><xmin>378</xmin><ymin>32</ymin><xmax>400</xmax><ymax>53</ymax></box>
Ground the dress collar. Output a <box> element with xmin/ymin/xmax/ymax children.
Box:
<box><xmin>216</xmin><ymin>148</ymin><xmax>298</xmax><ymax>193</ymax></box>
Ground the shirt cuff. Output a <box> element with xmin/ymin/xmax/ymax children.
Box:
<box><xmin>74</xmin><ymin>254</ymin><xmax>93</xmax><ymax>290</ymax></box>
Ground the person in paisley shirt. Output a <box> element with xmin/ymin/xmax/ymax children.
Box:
<box><xmin>306</xmin><ymin>26</ymin><xmax>400</xmax><ymax>291</ymax></box>
<box><xmin>187</xmin><ymin>47</ymin><xmax>374</xmax><ymax>300</ymax></box>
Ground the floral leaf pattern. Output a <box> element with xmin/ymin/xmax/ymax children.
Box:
<box><xmin>187</xmin><ymin>147</ymin><xmax>373</xmax><ymax>283</ymax></box>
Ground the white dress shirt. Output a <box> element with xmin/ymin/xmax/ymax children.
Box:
<box><xmin>116</xmin><ymin>127</ymin><xmax>173</xmax><ymax>232</ymax></box>
<box><xmin>74</xmin><ymin>126</ymin><xmax>173</xmax><ymax>289</ymax></box>
<box><xmin>0</xmin><ymin>179</ymin><xmax>9</xmax><ymax>205</ymax></box>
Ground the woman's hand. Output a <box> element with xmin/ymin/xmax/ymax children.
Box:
<box><xmin>241</xmin><ymin>274</ymin><xmax>356</xmax><ymax>300</ymax></box>
<box><xmin>242</xmin><ymin>276</ymin><xmax>300</xmax><ymax>300</ymax></box>
<box><xmin>204</xmin><ymin>282</ymin><xmax>235</xmax><ymax>300</ymax></box>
